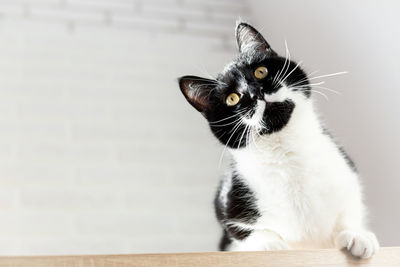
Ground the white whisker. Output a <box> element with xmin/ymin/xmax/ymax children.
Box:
<box><xmin>307</xmin><ymin>71</ymin><xmax>348</xmax><ymax>81</ymax></box>
<box><xmin>209</xmin><ymin>109</ymin><xmax>248</xmax><ymax>125</ymax></box>
<box><xmin>275</xmin><ymin>42</ymin><xmax>291</xmax><ymax>87</ymax></box>
<box><xmin>290</xmin><ymin>80</ymin><xmax>325</xmax><ymax>88</ymax></box>
<box><xmin>218</xmin><ymin>109</ymin><xmax>252</xmax><ymax>168</ymax></box>
<box><xmin>237</xmin><ymin>124</ymin><xmax>250</xmax><ymax>149</ymax></box>
<box><xmin>311</xmin><ymin>89</ymin><xmax>329</xmax><ymax>100</ymax></box>
<box><xmin>210</xmin><ymin>116</ymin><xmax>245</xmax><ymax>127</ymax></box>
<box><xmin>278</xmin><ymin>60</ymin><xmax>303</xmax><ymax>87</ymax></box>
<box><xmin>313</xmin><ymin>85</ymin><xmax>341</xmax><ymax>95</ymax></box>
<box><xmin>272</xmin><ymin>40</ymin><xmax>291</xmax><ymax>87</ymax></box>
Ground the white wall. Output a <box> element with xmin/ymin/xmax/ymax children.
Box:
<box><xmin>248</xmin><ymin>0</ymin><xmax>400</xmax><ymax>246</ymax></box>
<box><xmin>0</xmin><ymin>0</ymin><xmax>246</xmax><ymax>255</ymax></box>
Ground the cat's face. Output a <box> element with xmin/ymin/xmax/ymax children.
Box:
<box><xmin>179</xmin><ymin>22</ymin><xmax>311</xmax><ymax>149</ymax></box>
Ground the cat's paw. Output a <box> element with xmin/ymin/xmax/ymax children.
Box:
<box><xmin>335</xmin><ymin>230</ymin><xmax>379</xmax><ymax>259</ymax></box>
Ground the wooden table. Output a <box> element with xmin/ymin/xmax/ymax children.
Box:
<box><xmin>0</xmin><ymin>248</ymin><xmax>399</xmax><ymax>267</ymax></box>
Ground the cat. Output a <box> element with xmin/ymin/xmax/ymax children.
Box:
<box><xmin>178</xmin><ymin>21</ymin><xmax>379</xmax><ymax>258</ymax></box>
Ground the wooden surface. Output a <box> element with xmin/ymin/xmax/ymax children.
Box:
<box><xmin>0</xmin><ymin>248</ymin><xmax>399</xmax><ymax>267</ymax></box>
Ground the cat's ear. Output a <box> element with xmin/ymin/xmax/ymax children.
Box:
<box><xmin>235</xmin><ymin>22</ymin><xmax>275</xmax><ymax>55</ymax></box>
<box><xmin>178</xmin><ymin>76</ymin><xmax>216</xmax><ymax>113</ymax></box>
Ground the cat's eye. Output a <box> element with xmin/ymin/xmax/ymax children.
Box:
<box><xmin>226</xmin><ymin>93</ymin><xmax>240</xmax><ymax>106</ymax></box>
<box><xmin>254</xmin><ymin>66</ymin><xmax>268</xmax><ymax>79</ymax></box>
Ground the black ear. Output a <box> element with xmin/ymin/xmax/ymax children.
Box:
<box><xmin>236</xmin><ymin>22</ymin><xmax>274</xmax><ymax>55</ymax></box>
<box><xmin>178</xmin><ymin>76</ymin><xmax>217</xmax><ymax>113</ymax></box>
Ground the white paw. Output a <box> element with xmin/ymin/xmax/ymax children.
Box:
<box><xmin>335</xmin><ymin>230</ymin><xmax>379</xmax><ymax>259</ymax></box>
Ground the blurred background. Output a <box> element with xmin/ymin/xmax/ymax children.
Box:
<box><xmin>0</xmin><ymin>0</ymin><xmax>398</xmax><ymax>255</ymax></box>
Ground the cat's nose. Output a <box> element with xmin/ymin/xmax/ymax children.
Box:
<box><xmin>249</xmin><ymin>86</ymin><xmax>264</xmax><ymax>100</ymax></box>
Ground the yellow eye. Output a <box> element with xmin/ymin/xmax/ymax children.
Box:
<box><xmin>254</xmin><ymin>66</ymin><xmax>268</xmax><ymax>79</ymax></box>
<box><xmin>226</xmin><ymin>93</ymin><xmax>240</xmax><ymax>106</ymax></box>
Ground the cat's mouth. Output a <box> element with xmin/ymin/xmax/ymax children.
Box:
<box><xmin>243</xmin><ymin>100</ymin><xmax>266</xmax><ymax>128</ymax></box>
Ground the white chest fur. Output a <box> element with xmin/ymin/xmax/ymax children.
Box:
<box><xmin>229</xmin><ymin>101</ymin><xmax>362</xmax><ymax>248</ymax></box>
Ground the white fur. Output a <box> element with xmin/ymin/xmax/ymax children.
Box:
<box><xmin>264</xmin><ymin>85</ymin><xmax>290</xmax><ymax>102</ymax></box>
<box><xmin>219</xmin><ymin>171</ymin><xmax>232</xmax><ymax>210</ymax></box>
<box><xmin>223</xmin><ymin>88</ymin><xmax>379</xmax><ymax>257</ymax></box>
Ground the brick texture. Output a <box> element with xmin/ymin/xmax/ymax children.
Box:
<box><xmin>0</xmin><ymin>0</ymin><xmax>249</xmax><ymax>255</ymax></box>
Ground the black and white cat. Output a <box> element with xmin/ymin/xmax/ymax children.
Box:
<box><xmin>178</xmin><ymin>22</ymin><xmax>379</xmax><ymax>258</ymax></box>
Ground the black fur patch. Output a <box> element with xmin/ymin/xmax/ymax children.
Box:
<box><xmin>226</xmin><ymin>173</ymin><xmax>260</xmax><ymax>223</ymax></box>
<box><xmin>226</xmin><ymin>225</ymin><xmax>252</xmax><ymax>240</ymax></box>
<box><xmin>218</xmin><ymin>230</ymin><xmax>231</xmax><ymax>251</ymax></box>
<box><xmin>260</xmin><ymin>100</ymin><xmax>295</xmax><ymax>135</ymax></box>
<box><xmin>214</xmin><ymin>169</ymin><xmax>260</xmax><ymax>249</ymax></box>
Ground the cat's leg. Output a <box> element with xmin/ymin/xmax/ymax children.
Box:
<box><xmin>228</xmin><ymin>229</ymin><xmax>289</xmax><ymax>251</ymax></box>
<box><xmin>334</xmin><ymin>200</ymin><xmax>379</xmax><ymax>258</ymax></box>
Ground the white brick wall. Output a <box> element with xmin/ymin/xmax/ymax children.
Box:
<box><xmin>0</xmin><ymin>0</ymin><xmax>249</xmax><ymax>255</ymax></box>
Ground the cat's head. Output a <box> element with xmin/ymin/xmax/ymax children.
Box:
<box><xmin>178</xmin><ymin>22</ymin><xmax>310</xmax><ymax>149</ymax></box>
